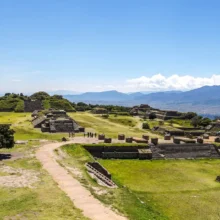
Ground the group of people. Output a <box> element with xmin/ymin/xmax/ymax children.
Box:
<box><xmin>84</xmin><ymin>132</ymin><xmax>97</xmax><ymax>138</ymax></box>
<box><xmin>68</xmin><ymin>132</ymin><xmax>75</xmax><ymax>138</ymax></box>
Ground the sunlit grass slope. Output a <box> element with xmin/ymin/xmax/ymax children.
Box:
<box><xmin>100</xmin><ymin>159</ymin><xmax>220</xmax><ymax>220</ymax></box>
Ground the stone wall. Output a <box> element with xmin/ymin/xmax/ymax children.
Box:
<box><xmin>151</xmin><ymin>143</ymin><xmax>220</xmax><ymax>159</ymax></box>
<box><xmin>102</xmin><ymin>152</ymin><xmax>139</xmax><ymax>159</ymax></box>
<box><xmin>24</xmin><ymin>100</ymin><xmax>43</xmax><ymax>112</ymax></box>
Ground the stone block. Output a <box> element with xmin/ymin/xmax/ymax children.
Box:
<box><xmin>203</xmin><ymin>134</ymin><xmax>209</xmax><ymax>139</ymax></box>
<box><xmin>104</xmin><ymin>138</ymin><xmax>112</xmax><ymax>143</ymax></box>
<box><xmin>151</xmin><ymin>138</ymin><xmax>158</xmax><ymax>145</ymax></box>
<box><xmin>118</xmin><ymin>134</ymin><xmax>125</xmax><ymax>140</ymax></box>
<box><xmin>126</xmin><ymin>137</ymin><xmax>133</xmax><ymax>143</ymax></box>
<box><xmin>215</xmin><ymin>137</ymin><xmax>220</xmax><ymax>143</ymax></box>
<box><xmin>98</xmin><ymin>134</ymin><xmax>105</xmax><ymax>140</ymax></box>
<box><xmin>142</xmin><ymin>134</ymin><xmax>149</xmax><ymax>140</ymax></box>
<box><xmin>197</xmin><ymin>137</ymin><xmax>204</xmax><ymax>144</ymax></box>
<box><xmin>164</xmin><ymin>134</ymin><xmax>171</xmax><ymax>140</ymax></box>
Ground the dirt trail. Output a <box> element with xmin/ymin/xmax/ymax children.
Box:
<box><xmin>36</xmin><ymin>137</ymin><xmax>127</xmax><ymax>220</ymax></box>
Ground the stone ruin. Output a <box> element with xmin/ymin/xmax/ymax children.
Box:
<box><xmin>83</xmin><ymin>144</ymin><xmax>152</xmax><ymax>160</ymax></box>
<box><xmin>24</xmin><ymin>100</ymin><xmax>43</xmax><ymax>112</ymax></box>
<box><xmin>151</xmin><ymin>143</ymin><xmax>220</xmax><ymax>159</ymax></box>
<box><xmin>146</xmin><ymin>109</ymin><xmax>182</xmax><ymax>120</ymax></box>
<box><xmin>86</xmin><ymin>162</ymin><xmax>117</xmax><ymax>187</ymax></box>
<box><xmin>215</xmin><ymin>137</ymin><xmax>220</xmax><ymax>143</ymax></box>
<box><xmin>32</xmin><ymin>109</ymin><xmax>84</xmax><ymax>133</ymax></box>
<box><xmin>118</xmin><ymin>134</ymin><xmax>125</xmax><ymax>140</ymax></box>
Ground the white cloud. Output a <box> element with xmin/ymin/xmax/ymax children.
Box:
<box><xmin>125</xmin><ymin>74</ymin><xmax>220</xmax><ymax>91</ymax></box>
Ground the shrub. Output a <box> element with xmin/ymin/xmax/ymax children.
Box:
<box><xmin>0</xmin><ymin>124</ymin><xmax>15</xmax><ymax>149</ymax></box>
<box><xmin>142</xmin><ymin>122</ymin><xmax>150</xmax><ymax>129</ymax></box>
<box><xmin>149</xmin><ymin>112</ymin><xmax>156</xmax><ymax>120</ymax></box>
<box><xmin>14</xmin><ymin>101</ymin><xmax>24</xmax><ymax>112</ymax></box>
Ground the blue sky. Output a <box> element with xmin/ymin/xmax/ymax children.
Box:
<box><xmin>1</xmin><ymin>0</ymin><xmax>220</xmax><ymax>93</ymax></box>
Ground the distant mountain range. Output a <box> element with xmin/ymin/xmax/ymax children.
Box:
<box><xmin>64</xmin><ymin>86</ymin><xmax>220</xmax><ymax>115</ymax></box>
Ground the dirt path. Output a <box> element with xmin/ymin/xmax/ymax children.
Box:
<box><xmin>36</xmin><ymin>137</ymin><xmax>127</xmax><ymax>220</ymax></box>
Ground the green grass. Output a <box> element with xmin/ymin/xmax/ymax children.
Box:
<box><xmin>0</xmin><ymin>112</ymin><xmax>161</xmax><ymax>141</ymax></box>
<box><xmin>166</xmin><ymin>118</ymin><xmax>193</xmax><ymax>128</ymax></box>
<box><xmin>99</xmin><ymin>159</ymin><xmax>220</xmax><ymax>220</ymax></box>
<box><xmin>69</xmin><ymin>112</ymin><xmax>160</xmax><ymax>138</ymax></box>
<box><xmin>62</xmin><ymin>144</ymin><xmax>167</xmax><ymax>220</ymax></box>
<box><xmin>107</xmin><ymin>115</ymin><xmax>138</xmax><ymax>127</ymax></box>
<box><xmin>0</xmin><ymin>142</ymin><xmax>88</xmax><ymax>220</ymax></box>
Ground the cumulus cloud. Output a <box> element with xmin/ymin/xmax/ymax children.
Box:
<box><xmin>125</xmin><ymin>74</ymin><xmax>220</xmax><ymax>91</ymax></box>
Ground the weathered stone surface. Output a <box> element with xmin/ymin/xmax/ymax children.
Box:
<box><xmin>118</xmin><ymin>134</ymin><xmax>125</xmax><ymax>140</ymax></box>
<box><xmin>151</xmin><ymin>143</ymin><xmax>219</xmax><ymax>159</ymax></box>
<box><xmin>197</xmin><ymin>137</ymin><xmax>204</xmax><ymax>144</ymax></box>
<box><xmin>164</xmin><ymin>134</ymin><xmax>171</xmax><ymax>140</ymax></box>
<box><xmin>142</xmin><ymin>134</ymin><xmax>149</xmax><ymax>140</ymax></box>
<box><xmin>151</xmin><ymin>138</ymin><xmax>158</xmax><ymax>145</ymax></box>
<box><xmin>138</xmin><ymin>149</ymin><xmax>152</xmax><ymax>159</ymax></box>
<box><xmin>215</xmin><ymin>137</ymin><xmax>220</xmax><ymax>143</ymax></box>
<box><xmin>133</xmin><ymin>137</ymin><xmax>148</xmax><ymax>143</ymax></box>
<box><xmin>24</xmin><ymin>100</ymin><xmax>43</xmax><ymax>112</ymax></box>
<box><xmin>203</xmin><ymin>133</ymin><xmax>209</xmax><ymax>139</ymax></box>
<box><xmin>104</xmin><ymin>138</ymin><xmax>112</xmax><ymax>143</ymax></box>
<box><xmin>98</xmin><ymin>134</ymin><xmax>105</xmax><ymax>140</ymax></box>
<box><xmin>125</xmin><ymin>137</ymin><xmax>133</xmax><ymax>143</ymax></box>
<box><xmin>173</xmin><ymin>138</ymin><xmax>181</xmax><ymax>144</ymax></box>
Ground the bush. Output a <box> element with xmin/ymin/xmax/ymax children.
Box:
<box><xmin>149</xmin><ymin>112</ymin><xmax>156</xmax><ymax>120</ymax></box>
<box><xmin>30</xmin><ymin>91</ymin><xmax>50</xmax><ymax>100</ymax></box>
<box><xmin>181</xmin><ymin>112</ymin><xmax>197</xmax><ymax>120</ymax></box>
<box><xmin>142</xmin><ymin>122</ymin><xmax>150</xmax><ymax>129</ymax></box>
<box><xmin>14</xmin><ymin>101</ymin><xmax>24</xmax><ymax>112</ymax></box>
<box><xmin>0</xmin><ymin>125</ymin><xmax>15</xmax><ymax>149</ymax></box>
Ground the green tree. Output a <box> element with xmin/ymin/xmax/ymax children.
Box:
<box><xmin>191</xmin><ymin>116</ymin><xmax>202</xmax><ymax>127</ymax></box>
<box><xmin>149</xmin><ymin>112</ymin><xmax>157</xmax><ymax>120</ymax></box>
<box><xmin>0</xmin><ymin>124</ymin><xmax>15</xmax><ymax>149</ymax></box>
<box><xmin>30</xmin><ymin>91</ymin><xmax>50</xmax><ymax>100</ymax></box>
<box><xmin>182</xmin><ymin>112</ymin><xmax>197</xmax><ymax>119</ymax></box>
<box><xmin>142</xmin><ymin>122</ymin><xmax>150</xmax><ymax>129</ymax></box>
<box><xmin>200</xmin><ymin>117</ymin><xmax>211</xmax><ymax>127</ymax></box>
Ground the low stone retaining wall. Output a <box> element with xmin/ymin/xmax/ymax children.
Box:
<box><xmin>102</xmin><ymin>152</ymin><xmax>139</xmax><ymax>159</ymax></box>
<box><xmin>83</xmin><ymin>144</ymin><xmax>150</xmax><ymax>159</ymax></box>
<box><xmin>151</xmin><ymin>143</ymin><xmax>220</xmax><ymax>159</ymax></box>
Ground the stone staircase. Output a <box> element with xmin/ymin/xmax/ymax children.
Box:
<box><xmin>85</xmin><ymin>163</ymin><xmax>117</xmax><ymax>188</ymax></box>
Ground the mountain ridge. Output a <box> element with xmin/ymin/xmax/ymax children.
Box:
<box><xmin>64</xmin><ymin>86</ymin><xmax>220</xmax><ymax>115</ymax></box>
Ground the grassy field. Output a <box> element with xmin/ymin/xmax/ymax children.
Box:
<box><xmin>0</xmin><ymin>142</ymin><xmax>88</xmax><ymax>220</ymax></box>
<box><xmin>69</xmin><ymin>112</ymin><xmax>160</xmax><ymax>138</ymax></box>
<box><xmin>62</xmin><ymin>144</ymin><xmax>167</xmax><ymax>220</ymax></box>
<box><xmin>99</xmin><ymin>159</ymin><xmax>220</xmax><ymax>220</ymax></box>
<box><xmin>63</xmin><ymin>143</ymin><xmax>220</xmax><ymax>219</ymax></box>
<box><xmin>0</xmin><ymin>112</ymin><xmax>161</xmax><ymax>140</ymax></box>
